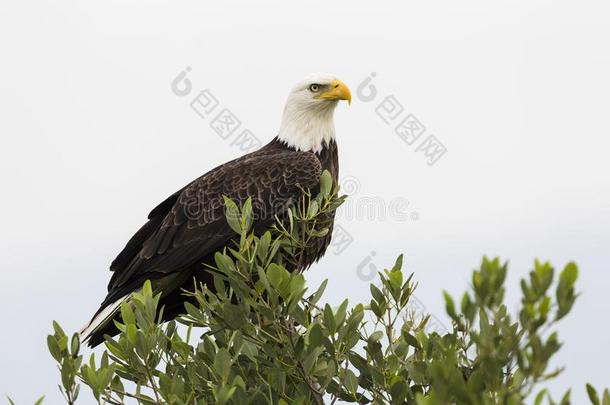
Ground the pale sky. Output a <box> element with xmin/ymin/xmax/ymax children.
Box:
<box><xmin>1</xmin><ymin>0</ymin><xmax>609</xmax><ymax>403</ymax></box>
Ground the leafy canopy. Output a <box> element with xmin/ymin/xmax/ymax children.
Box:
<box><xmin>43</xmin><ymin>171</ymin><xmax>608</xmax><ymax>404</ymax></box>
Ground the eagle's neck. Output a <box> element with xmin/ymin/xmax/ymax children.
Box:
<box><xmin>278</xmin><ymin>101</ymin><xmax>338</xmax><ymax>153</ymax></box>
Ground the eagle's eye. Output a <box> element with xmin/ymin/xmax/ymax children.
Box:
<box><xmin>308</xmin><ymin>84</ymin><xmax>320</xmax><ymax>92</ymax></box>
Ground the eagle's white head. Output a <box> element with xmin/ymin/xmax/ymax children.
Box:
<box><xmin>278</xmin><ymin>73</ymin><xmax>351</xmax><ymax>153</ymax></box>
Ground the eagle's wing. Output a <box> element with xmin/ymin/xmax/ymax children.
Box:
<box><xmin>105</xmin><ymin>148</ymin><xmax>322</xmax><ymax>301</ymax></box>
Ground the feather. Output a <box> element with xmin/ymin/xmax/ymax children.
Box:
<box><xmin>79</xmin><ymin>294</ymin><xmax>129</xmax><ymax>343</ymax></box>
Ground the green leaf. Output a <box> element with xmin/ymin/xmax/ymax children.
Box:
<box><xmin>370</xmin><ymin>284</ymin><xmax>383</xmax><ymax>303</ymax></box>
<box><xmin>223</xmin><ymin>196</ymin><xmax>242</xmax><ymax>234</ymax></box>
<box><xmin>390</xmin><ymin>379</ymin><xmax>408</xmax><ymax>403</ymax></box>
<box><xmin>214</xmin><ymin>348</ymin><xmax>233</xmax><ymax>382</ymax></box>
<box><xmin>126</xmin><ymin>324</ymin><xmax>137</xmax><ymax>345</ymax></box>
<box><xmin>120</xmin><ymin>301</ymin><xmax>136</xmax><ymax>325</ymax></box>
<box><xmin>70</xmin><ymin>333</ymin><xmax>80</xmax><ymax>356</ymax></box>
<box><xmin>392</xmin><ymin>254</ymin><xmax>404</xmax><ymax>272</ymax></box>
<box><xmin>309</xmin><ymin>279</ymin><xmax>328</xmax><ymax>305</ymax></box>
<box><xmin>308</xmin><ymin>324</ymin><xmax>325</xmax><ymax>348</ymax></box>
<box><xmin>369</xmin><ymin>331</ymin><xmax>383</xmax><ymax>343</ymax></box>
<box><xmin>241</xmin><ymin>197</ymin><xmax>253</xmax><ymax>232</ymax></box>
<box><xmin>587</xmin><ymin>384</ymin><xmax>600</xmax><ymax>405</ymax></box>
<box><xmin>219</xmin><ymin>303</ymin><xmax>247</xmax><ymax>329</ymax></box>
<box><xmin>257</xmin><ymin>266</ymin><xmax>271</xmax><ymax>293</ymax></box>
<box><xmin>461</xmin><ymin>292</ymin><xmax>475</xmax><ymax>321</ymax></box>
<box><xmin>142</xmin><ymin>279</ymin><xmax>153</xmax><ymax>298</ymax></box>
<box><xmin>560</xmin><ymin>389</ymin><xmax>571</xmax><ymax>405</ymax></box>
<box><xmin>319</xmin><ymin>170</ymin><xmax>332</xmax><ymax>198</ymax></box>
<box><xmin>560</xmin><ymin>262</ymin><xmax>578</xmax><ymax>286</ymax></box>
<box><xmin>401</xmin><ymin>328</ymin><xmax>421</xmax><ymax>349</ymax></box>
<box><xmin>534</xmin><ymin>389</ymin><xmax>548</xmax><ymax>405</ymax></box>
<box><xmin>267</xmin><ymin>263</ymin><xmax>284</xmax><ymax>290</ymax></box>
<box><xmin>324</xmin><ymin>304</ymin><xmax>336</xmax><ymax>333</ymax></box>
<box><xmin>556</xmin><ymin>262</ymin><xmax>579</xmax><ymax>320</ymax></box>
<box><xmin>214</xmin><ymin>385</ymin><xmax>236</xmax><ymax>405</ymax></box>
<box><xmin>52</xmin><ymin>321</ymin><xmax>66</xmax><ymax>337</ymax></box>
<box><xmin>47</xmin><ymin>335</ymin><xmax>61</xmax><ymax>362</ymax></box>
<box><xmin>307</xmin><ymin>200</ymin><xmax>319</xmax><ymax>217</ymax></box>
<box><xmin>443</xmin><ymin>291</ymin><xmax>458</xmax><ymax>321</ymax></box>
<box><xmin>343</xmin><ymin>369</ymin><xmax>358</xmax><ymax>395</ymax></box>
<box><xmin>335</xmin><ymin>299</ymin><xmax>349</xmax><ymax>327</ymax></box>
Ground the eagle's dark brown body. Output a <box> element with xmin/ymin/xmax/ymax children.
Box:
<box><xmin>86</xmin><ymin>137</ymin><xmax>338</xmax><ymax>346</ymax></box>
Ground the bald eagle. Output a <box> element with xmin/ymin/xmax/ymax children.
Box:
<box><xmin>81</xmin><ymin>73</ymin><xmax>351</xmax><ymax>346</ymax></box>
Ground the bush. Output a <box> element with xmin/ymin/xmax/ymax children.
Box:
<box><xmin>45</xmin><ymin>173</ymin><xmax>608</xmax><ymax>404</ymax></box>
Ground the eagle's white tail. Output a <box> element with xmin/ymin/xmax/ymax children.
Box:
<box><xmin>79</xmin><ymin>294</ymin><xmax>129</xmax><ymax>342</ymax></box>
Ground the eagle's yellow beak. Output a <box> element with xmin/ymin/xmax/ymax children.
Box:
<box><xmin>319</xmin><ymin>79</ymin><xmax>352</xmax><ymax>105</ymax></box>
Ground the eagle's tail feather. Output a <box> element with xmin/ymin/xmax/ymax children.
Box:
<box><xmin>79</xmin><ymin>294</ymin><xmax>129</xmax><ymax>346</ymax></box>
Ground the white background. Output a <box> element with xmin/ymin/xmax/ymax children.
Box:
<box><xmin>1</xmin><ymin>0</ymin><xmax>609</xmax><ymax>402</ymax></box>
